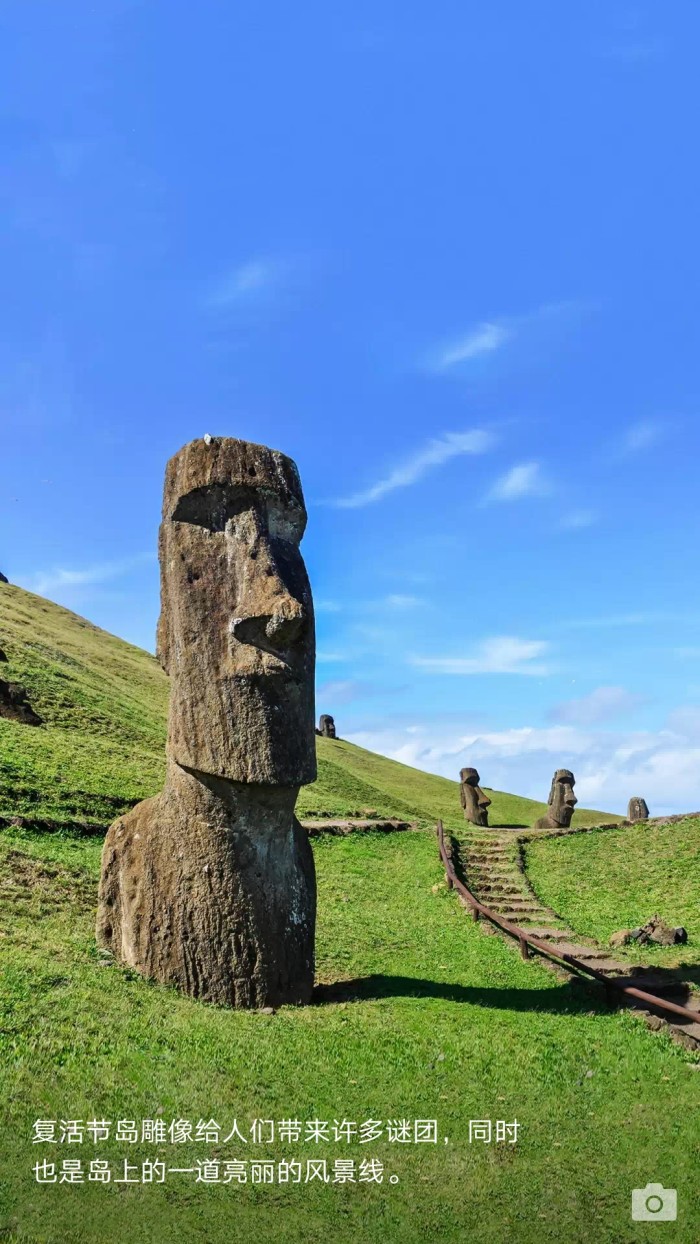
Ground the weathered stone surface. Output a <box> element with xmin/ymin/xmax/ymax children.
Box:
<box><xmin>157</xmin><ymin>437</ymin><xmax>315</xmax><ymax>786</ymax></box>
<box><xmin>642</xmin><ymin>915</ymin><xmax>688</xmax><ymax>946</ymax></box>
<box><xmin>610</xmin><ymin>916</ymin><xmax>688</xmax><ymax>948</ymax></box>
<box><xmin>318</xmin><ymin>714</ymin><xmax>336</xmax><ymax>739</ymax></box>
<box><xmin>97</xmin><ymin>763</ymin><xmax>315</xmax><ymax>1007</ymax></box>
<box><xmin>534</xmin><ymin>769</ymin><xmax>577</xmax><ymax>829</ymax></box>
<box><xmin>0</xmin><ymin>679</ymin><xmax>43</xmax><ymax>726</ymax></box>
<box><xmin>97</xmin><ymin>435</ymin><xmax>317</xmax><ymax>1008</ymax></box>
<box><xmin>628</xmin><ymin>797</ymin><xmax>649</xmax><ymax>822</ymax></box>
<box><xmin>459</xmin><ymin>767</ymin><xmax>491</xmax><ymax>826</ymax></box>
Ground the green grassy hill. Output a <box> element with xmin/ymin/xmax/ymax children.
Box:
<box><xmin>0</xmin><ymin>583</ymin><xmax>614</xmax><ymax>830</ymax></box>
<box><xmin>2</xmin><ymin>586</ymin><xmax>699</xmax><ymax>1243</ymax></box>
<box><xmin>525</xmin><ymin>817</ymin><xmax>700</xmax><ymax>968</ymax></box>
<box><xmin>1</xmin><ymin>817</ymin><xmax>698</xmax><ymax>1243</ymax></box>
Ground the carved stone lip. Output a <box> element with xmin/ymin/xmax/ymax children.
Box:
<box><xmin>224</xmin><ymin>652</ymin><xmax>304</xmax><ymax>680</ymax></box>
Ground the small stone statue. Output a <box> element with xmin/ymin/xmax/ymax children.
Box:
<box><xmin>459</xmin><ymin>767</ymin><xmax>491</xmax><ymax>826</ymax></box>
<box><xmin>97</xmin><ymin>436</ymin><xmax>317</xmax><ymax>1009</ymax></box>
<box><xmin>0</xmin><ymin>678</ymin><xmax>42</xmax><ymax>726</ymax></box>
<box><xmin>628</xmin><ymin>797</ymin><xmax>649</xmax><ymax>822</ymax></box>
<box><xmin>534</xmin><ymin>769</ymin><xmax>577</xmax><ymax>829</ymax></box>
<box><xmin>318</xmin><ymin>714</ymin><xmax>336</xmax><ymax>739</ymax></box>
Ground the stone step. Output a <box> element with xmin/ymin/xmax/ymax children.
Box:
<box><xmin>521</xmin><ymin>926</ymin><xmax>577</xmax><ymax>939</ymax></box>
<box><xmin>468</xmin><ymin>847</ymin><xmax>511</xmax><ymax>854</ymax></box>
<box><xmin>468</xmin><ymin>858</ymin><xmax>512</xmax><ymax>866</ymax></box>
<box><xmin>479</xmin><ymin>876</ymin><xmax>523</xmax><ymax>886</ymax></box>
<box><xmin>467</xmin><ymin>848</ymin><xmax>512</xmax><ymax>857</ymax></box>
<box><xmin>668</xmin><ymin>1020</ymin><xmax>700</xmax><ymax>1042</ymax></box>
<box><xmin>477</xmin><ymin>885</ymin><xmax>525</xmax><ymax>895</ymax></box>
<box><xmin>470</xmin><ymin>871</ymin><xmax>519</xmax><ymax>882</ymax></box>
<box><xmin>489</xmin><ymin>898</ymin><xmax>542</xmax><ymax>909</ymax></box>
<box><xmin>613</xmin><ymin>975</ymin><xmax>695</xmax><ymax>996</ymax></box>
<box><xmin>585</xmin><ymin>960</ymin><xmax>634</xmax><ymax>974</ymax></box>
<box><xmin>494</xmin><ymin>910</ymin><xmax>547</xmax><ymax>923</ymax></box>
<box><xmin>542</xmin><ymin>943</ymin><xmax>611</xmax><ymax>960</ymax></box>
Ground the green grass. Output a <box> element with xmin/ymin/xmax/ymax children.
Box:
<box><xmin>525</xmin><ymin>818</ymin><xmax>700</xmax><ymax>968</ymax></box>
<box><xmin>1</xmin><ymin>824</ymin><xmax>699</xmax><ymax>1244</ymax></box>
<box><xmin>4</xmin><ymin>583</ymin><xmax>692</xmax><ymax>1239</ymax></box>
<box><xmin>0</xmin><ymin>584</ymin><xmax>615</xmax><ymax>831</ymax></box>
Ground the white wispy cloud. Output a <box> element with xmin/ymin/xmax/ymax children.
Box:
<box><xmin>316</xmin><ymin>678</ymin><xmax>375</xmax><ymax>706</ymax></box>
<box><xmin>559</xmin><ymin>611</ymin><xmax>700</xmax><ymax>630</ymax></box>
<box><xmin>344</xmin><ymin>716</ymin><xmax>700</xmax><ymax>817</ymax></box>
<box><xmin>205</xmin><ymin>257</ymin><xmax>287</xmax><ymax>309</ymax></box>
<box><xmin>549</xmin><ymin>685</ymin><xmax>646</xmax><ymax>726</ymax></box>
<box><xmin>433</xmin><ymin>322</ymin><xmax>510</xmax><ymax>370</ymax></box>
<box><xmin>621</xmin><ymin>419</ymin><xmax>664</xmax><ymax>453</ymax></box>
<box><xmin>382</xmin><ymin>594</ymin><xmax>424</xmax><ymax>609</ymax></box>
<box><xmin>559</xmin><ymin>508</ymin><xmax>599</xmax><ymax>530</ymax></box>
<box><xmin>426</xmin><ymin>301</ymin><xmax>587</xmax><ymax>374</ymax></box>
<box><xmin>484</xmin><ymin>461</ymin><xmax>550</xmax><ymax>503</ymax></box>
<box><xmin>331</xmin><ymin>429</ymin><xmax>495</xmax><ymax>509</ymax></box>
<box><xmin>21</xmin><ymin>553</ymin><xmax>155</xmax><ymax>599</ymax></box>
<box><xmin>410</xmin><ymin>635</ymin><xmax>550</xmax><ymax>677</ymax></box>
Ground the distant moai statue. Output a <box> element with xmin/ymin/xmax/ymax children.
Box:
<box><xmin>319</xmin><ymin>714</ymin><xmax>337</xmax><ymax>739</ymax></box>
<box><xmin>459</xmin><ymin>767</ymin><xmax>491</xmax><ymax>826</ymax></box>
<box><xmin>97</xmin><ymin>436</ymin><xmax>317</xmax><ymax>1009</ymax></box>
<box><xmin>628</xmin><ymin>797</ymin><xmax>649</xmax><ymax>822</ymax></box>
<box><xmin>534</xmin><ymin>769</ymin><xmax>577</xmax><ymax>829</ymax></box>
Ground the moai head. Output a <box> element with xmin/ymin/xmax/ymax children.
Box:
<box><xmin>157</xmin><ymin>436</ymin><xmax>316</xmax><ymax>786</ymax></box>
<box><xmin>547</xmin><ymin>769</ymin><xmax>577</xmax><ymax>827</ymax></box>
<box><xmin>459</xmin><ymin>767</ymin><xmax>491</xmax><ymax>826</ymax></box>
<box><xmin>628</xmin><ymin>797</ymin><xmax>649</xmax><ymax>822</ymax></box>
<box><xmin>319</xmin><ymin>714</ymin><xmax>336</xmax><ymax>739</ymax></box>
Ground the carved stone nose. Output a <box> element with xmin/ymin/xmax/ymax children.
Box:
<box><xmin>231</xmin><ymin>610</ymin><xmax>304</xmax><ymax>652</ymax></box>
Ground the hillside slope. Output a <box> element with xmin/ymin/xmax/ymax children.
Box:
<box><xmin>0</xmin><ymin>583</ymin><xmax>615</xmax><ymax>829</ymax></box>
<box><xmin>525</xmin><ymin>816</ymin><xmax>700</xmax><ymax>968</ymax></box>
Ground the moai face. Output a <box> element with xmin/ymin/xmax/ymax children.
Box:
<box><xmin>319</xmin><ymin>714</ymin><xmax>336</xmax><ymax>739</ymax></box>
<box><xmin>628</xmin><ymin>797</ymin><xmax>649</xmax><ymax>822</ymax></box>
<box><xmin>547</xmin><ymin>769</ymin><xmax>577</xmax><ymax>827</ymax></box>
<box><xmin>157</xmin><ymin>437</ymin><xmax>316</xmax><ymax>786</ymax></box>
<box><xmin>460</xmin><ymin>767</ymin><xmax>491</xmax><ymax>826</ymax></box>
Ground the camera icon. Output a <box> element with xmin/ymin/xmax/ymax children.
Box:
<box><xmin>631</xmin><ymin>1183</ymin><xmax>677</xmax><ymax>1222</ymax></box>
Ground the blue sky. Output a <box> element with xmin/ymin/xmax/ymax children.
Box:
<box><xmin>2</xmin><ymin>1</ymin><xmax>700</xmax><ymax>814</ymax></box>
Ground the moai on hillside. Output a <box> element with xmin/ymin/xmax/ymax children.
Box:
<box><xmin>318</xmin><ymin>714</ymin><xmax>336</xmax><ymax>739</ymax></box>
<box><xmin>0</xmin><ymin>679</ymin><xmax>43</xmax><ymax>726</ymax></box>
<box><xmin>628</xmin><ymin>797</ymin><xmax>649</xmax><ymax>822</ymax></box>
<box><xmin>459</xmin><ymin>767</ymin><xmax>491</xmax><ymax>826</ymax></box>
<box><xmin>534</xmin><ymin>769</ymin><xmax>577</xmax><ymax>829</ymax></box>
<box><xmin>97</xmin><ymin>436</ymin><xmax>317</xmax><ymax>1008</ymax></box>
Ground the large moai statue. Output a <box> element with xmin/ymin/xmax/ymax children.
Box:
<box><xmin>318</xmin><ymin>714</ymin><xmax>336</xmax><ymax>739</ymax></box>
<box><xmin>459</xmin><ymin>767</ymin><xmax>491</xmax><ymax>826</ymax></box>
<box><xmin>534</xmin><ymin>769</ymin><xmax>577</xmax><ymax>830</ymax></box>
<box><xmin>96</xmin><ymin>436</ymin><xmax>317</xmax><ymax>1008</ymax></box>
<box><xmin>628</xmin><ymin>797</ymin><xmax>649</xmax><ymax>822</ymax></box>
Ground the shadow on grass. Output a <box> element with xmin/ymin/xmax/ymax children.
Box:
<box><xmin>314</xmin><ymin>974</ymin><xmax>604</xmax><ymax>1014</ymax></box>
<box><xmin>489</xmin><ymin>823</ymin><xmax>529</xmax><ymax>829</ymax></box>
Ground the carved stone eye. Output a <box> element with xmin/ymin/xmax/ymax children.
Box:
<box><xmin>171</xmin><ymin>484</ymin><xmax>304</xmax><ymax>542</ymax></box>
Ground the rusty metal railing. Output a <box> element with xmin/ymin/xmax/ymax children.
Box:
<box><xmin>436</xmin><ymin>820</ymin><xmax>700</xmax><ymax>1027</ymax></box>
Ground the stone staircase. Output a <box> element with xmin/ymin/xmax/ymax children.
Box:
<box><xmin>455</xmin><ymin>830</ymin><xmax>700</xmax><ymax>1050</ymax></box>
